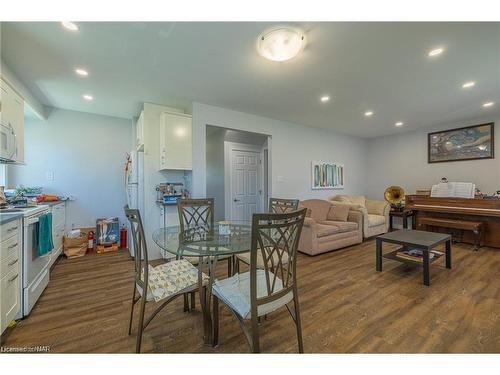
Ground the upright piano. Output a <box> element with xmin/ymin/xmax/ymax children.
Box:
<box><xmin>405</xmin><ymin>195</ymin><xmax>500</xmax><ymax>248</ymax></box>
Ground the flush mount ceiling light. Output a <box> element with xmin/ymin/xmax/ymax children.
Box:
<box><xmin>320</xmin><ymin>95</ymin><xmax>330</xmax><ymax>103</ymax></box>
<box><xmin>82</xmin><ymin>94</ymin><xmax>93</xmax><ymax>101</ymax></box>
<box><xmin>257</xmin><ymin>27</ymin><xmax>305</xmax><ymax>62</ymax></box>
<box><xmin>428</xmin><ymin>47</ymin><xmax>444</xmax><ymax>57</ymax></box>
<box><xmin>75</xmin><ymin>68</ymin><xmax>88</xmax><ymax>77</ymax></box>
<box><xmin>395</xmin><ymin>121</ymin><xmax>404</xmax><ymax>127</ymax></box>
<box><xmin>61</xmin><ymin>21</ymin><xmax>79</xmax><ymax>31</ymax></box>
<box><xmin>482</xmin><ymin>101</ymin><xmax>495</xmax><ymax>108</ymax></box>
<box><xmin>462</xmin><ymin>81</ymin><xmax>476</xmax><ymax>88</ymax></box>
<box><xmin>364</xmin><ymin>111</ymin><xmax>374</xmax><ymax>117</ymax></box>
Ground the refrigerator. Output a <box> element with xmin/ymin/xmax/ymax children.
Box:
<box><xmin>125</xmin><ymin>150</ymin><xmax>144</xmax><ymax>257</ymax></box>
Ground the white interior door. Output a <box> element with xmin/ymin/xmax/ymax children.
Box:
<box><xmin>230</xmin><ymin>148</ymin><xmax>261</xmax><ymax>221</ymax></box>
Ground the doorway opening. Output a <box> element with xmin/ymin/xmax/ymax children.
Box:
<box><xmin>206</xmin><ymin>125</ymin><xmax>271</xmax><ymax>221</ymax></box>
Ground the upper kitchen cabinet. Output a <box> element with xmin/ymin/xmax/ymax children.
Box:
<box><xmin>0</xmin><ymin>78</ymin><xmax>25</xmax><ymax>164</ymax></box>
<box><xmin>136</xmin><ymin>110</ymin><xmax>144</xmax><ymax>151</ymax></box>
<box><xmin>159</xmin><ymin>112</ymin><xmax>192</xmax><ymax>171</ymax></box>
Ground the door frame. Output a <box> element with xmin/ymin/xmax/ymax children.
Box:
<box><xmin>224</xmin><ymin>141</ymin><xmax>265</xmax><ymax>221</ymax></box>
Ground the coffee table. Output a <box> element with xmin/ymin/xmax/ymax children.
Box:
<box><xmin>376</xmin><ymin>229</ymin><xmax>452</xmax><ymax>286</ymax></box>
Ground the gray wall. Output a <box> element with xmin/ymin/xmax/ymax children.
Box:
<box><xmin>8</xmin><ymin>108</ymin><xmax>133</xmax><ymax>229</ymax></box>
<box><xmin>365</xmin><ymin>115</ymin><xmax>500</xmax><ymax>199</ymax></box>
<box><xmin>193</xmin><ymin>102</ymin><xmax>369</xmax><ymax>201</ymax></box>
<box><xmin>206</xmin><ymin>126</ymin><xmax>268</xmax><ymax>221</ymax></box>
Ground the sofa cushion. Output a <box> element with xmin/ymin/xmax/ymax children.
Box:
<box><xmin>300</xmin><ymin>199</ymin><xmax>332</xmax><ymax>221</ymax></box>
<box><xmin>316</xmin><ymin>223</ymin><xmax>342</xmax><ymax>237</ymax></box>
<box><xmin>320</xmin><ymin>220</ymin><xmax>358</xmax><ymax>232</ymax></box>
<box><xmin>327</xmin><ymin>204</ymin><xmax>350</xmax><ymax>222</ymax></box>
<box><xmin>298</xmin><ymin>204</ymin><xmax>312</xmax><ymax>217</ymax></box>
<box><xmin>367</xmin><ymin>214</ymin><xmax>386</xmax><ymax>227</ymax></box>
<box><xmin>333</xmin><ymin>195</ymin><xmax>366</xmax><ymax>207</ymax></box>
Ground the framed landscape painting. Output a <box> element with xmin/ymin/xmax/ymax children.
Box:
<box><xmin>312</xmin><ymin>161</ymin><xmax>344</xmax><ymax>189</ymax></box>
<box><xmin>428</xmin><ymin>122</ymin><xmax>494</xmax><ymax>163</ymax></box>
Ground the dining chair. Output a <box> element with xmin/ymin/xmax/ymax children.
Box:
<box><xmin>125</xmin><ymin>206</ymin><xmax>206</xmax><ymax>353</ymax></box>
<box><xmin>236</xmin><ymin>198</ymin><xmax>300</xmax><ymax>270</ymax></box>
<box><xmin>177</xmin><ymin>198</ymin><xmax>233</xmax><ymax>309</ymax></box>
<box><xmin>212</xmin><ymin>208</ymin><xmax>307</xmax><ymax>353</ymax></box>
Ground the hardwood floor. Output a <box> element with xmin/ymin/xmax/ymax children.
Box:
<box><xmin>3</xmin><ymin>240</ymin><xmax>499</xmax><ymax>353</ymax></box>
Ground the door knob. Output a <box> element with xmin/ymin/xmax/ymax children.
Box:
<box><xmin>233</xmin><ymin>198</ymin><xmax>240</xmax><ymax>202</ymax></box>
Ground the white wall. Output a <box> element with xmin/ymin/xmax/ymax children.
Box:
<box><xmin>193</xmin><ymin>102</ymin><xmax>369</xmax><ymax>201</ymax></box>
<box><xmin>365</xmin><ymin>115</ymin><xmax>500</xmax><ymax>199</ymax></box>
<box><xmin>141</xmin><ymin>103</ymin><xmax>192</xmax><ymax>259</ymax></box>
<box><xmin>7</xmin><ymin>108</ymin><xmax>132</xmax><ymax>229</ymax></box>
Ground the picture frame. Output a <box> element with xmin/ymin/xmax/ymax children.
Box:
<box><xmin>428</xmin><ymin>122</ymin><xmax>494</xmax><ymax>163</ymax></box>
<box><xmin>311</xmin><ymin>161</ymin><xmax>344</xmax><ymax>190</ymax></box>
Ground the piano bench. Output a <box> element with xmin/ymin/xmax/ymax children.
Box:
<box><xmin>418</xmin><ymin>218</ymin><xmax>484</xmax><ymax>251</ymax></box>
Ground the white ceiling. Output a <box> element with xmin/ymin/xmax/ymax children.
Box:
<box><xmin>1</xmin><ymin>22</ymin><xmax>499</xmax><ymax>137</ymax></box>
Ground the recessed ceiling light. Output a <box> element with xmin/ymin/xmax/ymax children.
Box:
<box><xmin>428</xmin><ymin>47</ymin><xmax>444</xmax><ymax>57</ymax></box>
<box><xmin>82</xmin><ymin>94</ymin><xmax>93</xmax><ymax>101</ymax></box>
<box><xmin>320</xmin><ymin>96</ymin><xmax>330</xmax><ymax>103</ymax></box>
<box><xmin>395</xmin><ymin>121</ymin><xmax>404</xmax><ymax>127</ymax></box>
<box><xmin>75</xmin><ymin>68</ymin><xmax>88</xmax><ymax>77</ymax></box>
<box><xmin>462</xmin><ymin>81</ymin><xmax>476</xmax><ymax>88</ymax></box>
<box><xmin>257</xmin><ymin>27</ymin><xmax>305</xmax><ymax>62</ymax></box>
<box><xmin>61</xmin><ymin>21</ymin><xmax>79</xmax><ymax>32</ymax></box>
<box><xmin>482</xmin><ymin>101</ymin><xmax>495</xmax><ymax>108</ymax></box>
<box><xmin>364</xmin><ymin>111</ymin><xmax>374</xmax><ymax>117</ymax></box>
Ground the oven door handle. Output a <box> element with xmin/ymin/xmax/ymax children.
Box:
<box><xmin>27</xmin><ymin>217</ymin><xmax>40</xmax><ymax>225</ymax></box>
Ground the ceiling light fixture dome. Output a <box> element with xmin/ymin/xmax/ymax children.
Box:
<box><xmin>257</xmin><ymin>27</ymin><xmax>305</xmax><ymax>62</ymax></box>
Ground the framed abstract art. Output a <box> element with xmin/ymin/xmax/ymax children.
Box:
<box><xmin>312</xmin><ymin>161</ymin><xmax>344</xmax><ymax>189</ymax></box>
<box><xmin>428</xmin><ymin>122</ymin><xmax>494</xmax><ymax>163</ymax></box>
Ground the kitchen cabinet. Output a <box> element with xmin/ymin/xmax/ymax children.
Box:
<box><xmin>0</xmin><ymin>217</ymin><xmax>22</xmax><ymax>334</ymax></box>
<box><xmin>0</xmin><ymin>78</ymin><xmax>25</xmax><ymax>164</ymax></box>
<box><xmin>136</xmin><ymin>110</ymin><xmax>144</xmax><ymax>151</ymax></box>
<box><xmin>50</xmin><ymin>201</ymin><xmax>66</xmax><ymax>267</ymax></box>
<box><xmin>159</xmin><ymin>112</ymin><xmax>192</xmax><ymax>171</ymax></box>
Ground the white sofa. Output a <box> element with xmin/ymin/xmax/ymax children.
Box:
<box><xmin>331</xmin><ymin>195</ymin><xmax>390</xmax><ymax>238</ymax></box>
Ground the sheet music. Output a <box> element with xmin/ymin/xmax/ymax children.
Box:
<box><xmin>430</xmin><ymin>182</ymin><xmax>475</xmax><ymax>198</ymax></box>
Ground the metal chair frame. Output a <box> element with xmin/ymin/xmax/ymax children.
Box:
<box><xmin>125</xmin><ymin>206</ymin><xmax>202</xmax><ymax>353</ymax></box>
<box><xmin>236</xmin><ymin>198</ymin><xmax>300</xmax><ymax>271</ymax></box>
<box><xmin>213</xmin><ymin>208</ymin><xmax>307</xmax><ymax>353</ymax></box>
<box><xmin>177</xmin><ymin>198</ymin><xmax>233</xmax><ymax>310</ymax></box>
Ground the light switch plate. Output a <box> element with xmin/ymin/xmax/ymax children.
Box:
<box><xmin>46</xmin><ymin>171</ymin><xmax>54</xmax><ymax>181</ymax></box>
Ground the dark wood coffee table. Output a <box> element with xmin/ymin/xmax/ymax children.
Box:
<box><xmin>376</xmin><ymin>229</ymin><xmax>452</xmax><ymax>286</ymax></box>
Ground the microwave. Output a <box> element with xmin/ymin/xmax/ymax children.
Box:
<box><xmin>0</xmin><ymin>122</ymin><xmax>17</xmax><ymax>163</ymax></box>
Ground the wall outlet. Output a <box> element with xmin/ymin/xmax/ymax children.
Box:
<box><xmin>46</xmin><ymin>171</ymin><xmax>54</xmax><ymax>181</ymax></box>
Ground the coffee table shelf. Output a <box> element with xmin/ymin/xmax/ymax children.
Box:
<box><xmin>382</xmin><ymin>247</ymin><xmax>443</xmax><ymax>266</ymax></box>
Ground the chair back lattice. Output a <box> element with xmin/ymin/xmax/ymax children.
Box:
<box><xmin>249</xmin><ymin>209</ymin><xmax>307</xmax><ymax>312</ymax></box>
<box><xmin>177</xmin><ymin>198</ymin><xmax>215</xmax><ymax>235</ymax></box>
<box><xmin>269</xmin><ymin>198</ymin><xmax>300</xmax><ymax>214</ymax></box>
<box><xmin>124</xmin><ymin>206</ymin><xmax>149</xmax><ymax>291</ymax></box>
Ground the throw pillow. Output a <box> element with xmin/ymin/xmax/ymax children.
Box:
<box><xmin>327</xmin><ymin>204</ymin><xmax>350</xmax><ymax>222</ymax></box>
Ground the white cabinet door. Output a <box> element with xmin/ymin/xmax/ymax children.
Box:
<box><xmin>0</xmin><ymin>268</ymin><xmax>21</xmax><ymax>334</ymax></box>
<box><xmin>159</xmin><ymin>112</ymin><xmax>192</xmax><ymax>170</ymax></box>
<box><xmin>136</xmin><ymin>110</ymin><xmax>144</xmax><ymax>150</ymax></box>
<box><xmin>0</xmin><ymin>79</ymin><xmax>25</xmax><ymax>163</ymax></box>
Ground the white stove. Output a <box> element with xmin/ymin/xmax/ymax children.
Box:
<box><xmin>5</xmin><ymin>205</ymin><xmax>52</xmax><ymax>317</ymax></box>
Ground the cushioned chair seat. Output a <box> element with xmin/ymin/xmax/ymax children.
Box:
<box><xmin>367</xmin><ymin>214</ymin><xmax>386</xmax><ymax>227</ymax></box>
<box><xmin>236</xmin><ymin>250</ymin><xmax>289</xmax><ymax>269</ymax></box>
<box><xmin>213</xmin><ymin>269</ymin><xmax>293</xmax><ymax>319</ymax></box>
<box><xmin>318</xmin><ymin>220</ymin><xmax>358</xmax><ymax>232</ymax></box>
<box><xmin>137</xmin><ymin>259</ymin><xmax>207</xmax><ymax>303</ymax></box>
<box><xmin>316</xmin><ymin>223</ymin><xmax>342</xmax><ymax>237</ymax></box>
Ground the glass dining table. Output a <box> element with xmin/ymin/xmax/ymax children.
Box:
<box><xmin>152</xmin><ymin>221</ymin><xmax>252</xmax><ymax>345</ymax></box>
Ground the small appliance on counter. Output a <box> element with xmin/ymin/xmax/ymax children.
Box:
<box><xmin>156</xmin><ymin>182</ymin><xmax>190</xmax><ymax>205</ymax></box>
